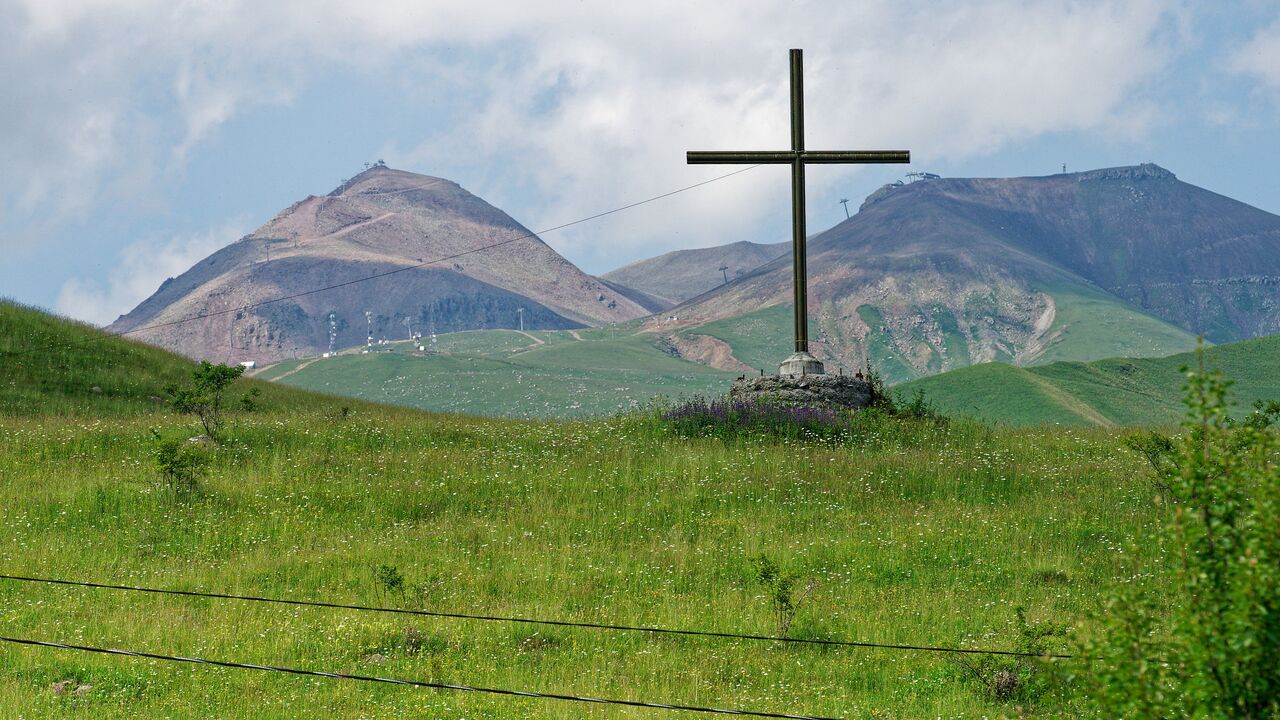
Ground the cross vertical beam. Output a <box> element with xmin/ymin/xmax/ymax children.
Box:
<box><xmin>687</xmin><ymin>49</ymin><xmax>909</xmax><ymax>375</ymax></box>
<box><xmin>789</xmin><ymin>49</ymin><xmax>807</xmax><ymax>353</ymax></box>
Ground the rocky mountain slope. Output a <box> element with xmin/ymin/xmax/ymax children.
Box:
<box><xmin>601</xmin><ymin>240</ymin><xmax>788</xmax><ymax>308</ymax></box>
<box><xmin>670</xmin><ymin>165</ymin><xmax>1280</xmax><ymax>381</ymax></box>
<box><xmin>109</xmin><ymin>166</ymin><xmax>650</xmax><ymax>363</ymax></box>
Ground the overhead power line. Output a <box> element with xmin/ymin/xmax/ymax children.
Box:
<box><xmin>0</xmin><ymin>166</ymin><xmax>761</xmax><ymax>359</ymax></box>
<box><xmin>0</xmin><ymin>573</ymin><xmax>1073</xmax><ymax>659</ymax></box>
<box><xmin>0</xmin><ymin>635</ymin><xmax>842</xmax><ymax>720</ymax></box>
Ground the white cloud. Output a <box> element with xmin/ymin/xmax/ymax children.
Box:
<box><xmin>4</xmin><ymin>0</ymin><xmax>1177</xmax><ymax>278</ymax></box>
<box><xmin>1231</xmin><ymin>18</ymin><xmax>1280</xmax><ymax>91</ymax></box>
<box><xmin>402</xmin><ymin>1</ymin><xmax>1175</xmax><ymax>268</ymax></box>
<box><xmin>54</xmin><ymin>219</ymin><xmax>247</xmax><ymax>324</ymax></box>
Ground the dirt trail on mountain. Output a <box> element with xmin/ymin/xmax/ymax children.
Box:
<box><xmin>322</xmin><ymin>212</ymin><xmax>396</xmax><ymax>241</ymax></box>
<box><xmin>271</xmin><ymin>358</ymin><xmax>322</xmax><ymax>382</ymax></box>
<box><xmin>1023</xmin><ymin>370</ymin><xmax>1115</xmax><ymax>427</ymax></box>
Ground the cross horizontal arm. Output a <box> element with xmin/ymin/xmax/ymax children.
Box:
<box><xmin>802</xmin><ymin>151</ymin><xmax>909</xmax><ymax>164</ymax></box>
<box><xmin>687</xmin><ymin>150</ymin><xmax>909</xmax><ymax>164</ymax></box>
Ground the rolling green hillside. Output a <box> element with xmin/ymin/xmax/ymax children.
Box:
<box><xmin>263</xmin><ymin>327</ymin><xmax>737</xmax><ymax>418</ymax></box>
<box><xmin>258</xmin><ymin>306</ymin><xmax>1211</xmax><ymax>423</ymax></box>
<box><xmin>1026</xmin><ymin>282</ymin><xmax>1200</xmax><ymax>367</ymax></box>
<box><xmin>0</xmin><ymin>300</ymin><xmax>332</xmax><ymax>417</ymax></box>
<box><xmin>900</xmin><ymin>335</ymin><xmax>1280</xmax><ymax>427</ymax></box>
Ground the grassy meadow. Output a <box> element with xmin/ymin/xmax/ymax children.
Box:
<box><xmin>1</xmin><ymin>301</ymin><xmax>1178</xmax><ymax>718</ymax></box>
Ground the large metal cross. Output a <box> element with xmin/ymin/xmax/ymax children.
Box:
<box><xmin>688</xmin><ymin>49</ymin><xmax>909</xmax><ymax>376</ymax></box>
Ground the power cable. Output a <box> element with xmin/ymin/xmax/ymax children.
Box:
<box><xmin>0</xmin><ymin>166</ymin><xmax>760</xmax><ymax>359</ymax></box>
<box><xmin>0</xmin><ymin>573</ymin><xmax>1073</xmax><ymax>659</ymax></box>
<box><xmin>0</xmin><ymin>635</ymin><xmax>842</xmax><ymax>719</ymax></box>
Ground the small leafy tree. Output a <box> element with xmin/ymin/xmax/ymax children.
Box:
<box><xmin>165</xmin><ymin>361</ymin><xmax>245</xmax><ymax>440</ymax></box>
<box><xmin>1083</xmin><ymin>352</ymin><xmax>1280</xmax><ymax>718</ymax></box>
<box><xmin>151</xmin><ymin>431</ymin><xmax>209</xmax><ymax>499</ymax></box>
<box><xmin>239</xmin><ymin>387</ymin><xmax>261</xmax><ymax>412</ymax></box>
<box><xmin>752</xmin><ymin>555</ymin><xmax>817</xmax><ymax>637</ymax></box>
<box><xmin>374</xmin><ymin>564</ymin><xmax>406</xmax><ymax>605</ymax></box>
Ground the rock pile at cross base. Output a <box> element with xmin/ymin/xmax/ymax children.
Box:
<box><xmin>728</xmin><ymin>375</ymin><xmax>872</xmax><ymax>410</ymax></box>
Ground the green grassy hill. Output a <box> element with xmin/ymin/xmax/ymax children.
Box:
<box><xmin>0</xmin><ymin>300</ymin><xmax>336</xmax><ymax>417</ymax></box>
<box><xmin>262</xmin><ymin>326</ymin><xmax>737</xmax><ymax>418</ymax></box>
<box><xmin>900</xmin><ymin>335</ymin><xmax>1280</xmax><ymax>427</ymax></box>
<box><xmin>257</xmin><ymin>298</ymin><xmax>1212</xmax><ymax>423</ymax></box>
<box><xmin>689</xmin><ymin>304</ymin><xmax>812</xmax><ymax>374</ymax></box>
<box><xmin>1025</xmin><ymin>282</ymin><xmax>1200</xmax><ymax>367</ymax></box>
<box><xmin>0</xmin><ymin>302</ymin><xmax>1177</xmax><ymax>718</ymax></box>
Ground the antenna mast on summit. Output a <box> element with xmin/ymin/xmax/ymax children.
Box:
<box><xmin>840</xmin><ymin>198</ymin><xmax>850</xmax><ymax>219</ymax></box>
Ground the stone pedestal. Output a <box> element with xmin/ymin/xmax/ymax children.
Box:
<box><xmin>778</xmin><ymin>351</ymin><xmax>825</xmax><ymax>378</ymax></box>
<box><xmin>728</xmin><ymin>373</ymin><xmax>872</xmax><ymax>410</ymax></box>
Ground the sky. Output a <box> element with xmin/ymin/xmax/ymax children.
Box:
<box><xmin>1</xmin><ymin>0</ymin><xmax>1278</xmax><ymax>326</ymax></box>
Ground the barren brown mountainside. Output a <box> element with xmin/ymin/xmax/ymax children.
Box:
<box><xmin>109</xmin><ymin>166</ymin><xmax>649</xmax><ymax>363</ymax></box>
<box><xmin>601</xmin><ymin>240</ymin><xmax>788</xmax><ymax>308</ymax></box>
<box><xmin>671</xmin><ymin>164</ymin><xmax>1280</xmax><ymax>380</ymax></box>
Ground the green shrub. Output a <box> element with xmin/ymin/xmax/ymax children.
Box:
<box><xmin>151</xmin><ymin>432</ymin><xmax>209</xmax><ymax>499</ymax></box>
<box><xmin>950</xmin><ymin>607</ymin><xmax>1067</xmax><ymax>705</ymax></box>
<box><xmin>164</xmin><ymin>361</ymin><xmax>246</xmax><ymax>440</ymax></box>
<box><xmin>238</xmin><ymin>387</ymin><xmax>262</xmax><ymax>412</ymax></box>
<box><xmin>656</xmin><ymin>395</ymin><xmax>957</xmax><ymax>448</ymax></box>
<box><xmin>751</xmin><ymin>555</ymin><xmax>817</xmax><ymax>638</ymax></box>
<box><xmin>661</xmin><ymin>398</ymin><xmax>852</xmax><ymax>442</ymax></box>
<box><xmin>1082</xmin><ymin>352</ymin><xmax>1280</xmax><ymax>718</ymax></box>
<box><xmin>373</xmin><ymin>564</ymin><xmax>406</xmax><ymax>605</ymax></box>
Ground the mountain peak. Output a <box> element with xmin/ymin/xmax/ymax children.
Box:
<box><xmin>328</xmin><ymin>164</ymin><xmax>451</xmax><ymax>198</ymax></box>
<box><xmin>678</xmin><ymin>162</ymin><xmax>1280</xmax><ymax>382</ymax></box>
<box><xmin>1074</xmin><ymin>163</ymin><xmax>1175</xmax><ymax>183</ymax></box>
<box><xmin>109</xmin><ymin>166</ymin><xmax>650</xmax><ymax>363</ymax></box>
